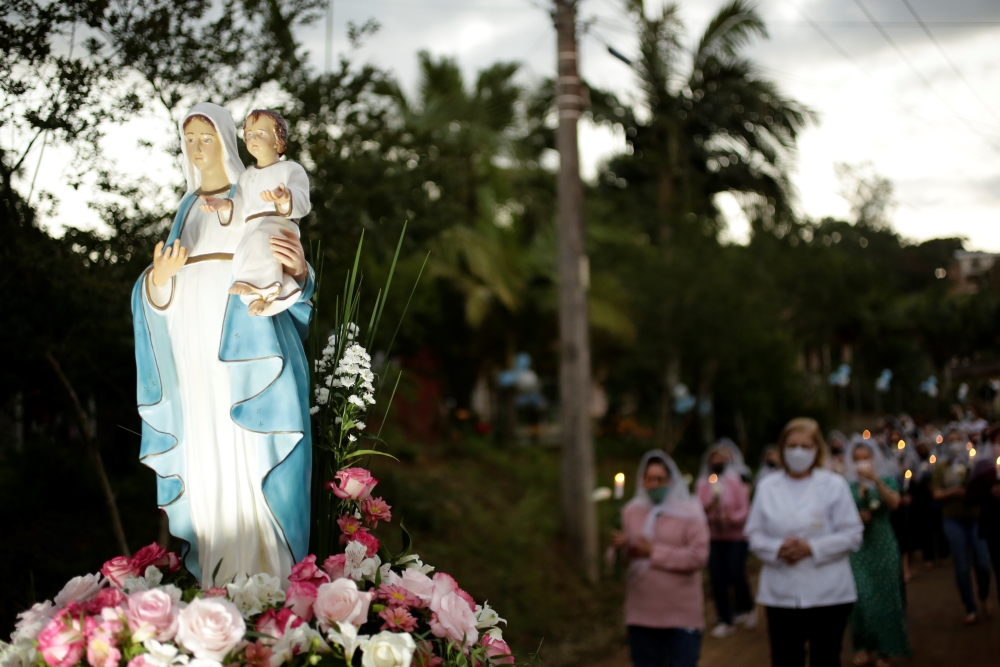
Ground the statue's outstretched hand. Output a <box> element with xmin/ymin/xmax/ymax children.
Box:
<box><xmin>261</xmin><ymin>183</ymin><xmax>291</xmax><ymax>209</ymax></box>
<box><xmin>151</xmin><ymin>240</ymin><xmax>189</xmax><ymax>286</ymax></box>
<box><xmin>199</xmin><ymin>196</ymin><xmax>232</xmax><ymax>213</ymax></box>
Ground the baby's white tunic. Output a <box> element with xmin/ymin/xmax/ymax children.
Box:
<box><xmin>230</xmin><ymin>160</ymin><xmax>311</xmax><ymax>315</ymax></box>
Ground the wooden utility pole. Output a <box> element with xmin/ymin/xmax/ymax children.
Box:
<box><xmin>553</xmin><ymin>0</ymin><xmax>598</xmax><ymax>583</ymax></box>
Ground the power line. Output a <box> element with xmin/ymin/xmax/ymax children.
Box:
<box><xmin>898</xmin><ymin>0</ymin><xmax>1000</xmax><ymax>127</ymax></box>
<box><xmin>849</xmin><ymin>0</ymin><xmax>1000</xmax><ymax>153</ymax></box>
<box><xmin>782</xmin><ymin>0</ymin><xmax>1000</xmax><ymax>167</ymax></box>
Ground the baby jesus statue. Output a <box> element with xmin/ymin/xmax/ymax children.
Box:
<box><xmin>201</xmin><ymin>109</ymin><xmax>311</xmax><ymax>315</ymax></box>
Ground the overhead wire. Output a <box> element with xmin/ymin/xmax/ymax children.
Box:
<box><xmin>849</xmin><ymin>0</ymin><xmax>1000</xmax><ymax>152</ymax></box>
<box><xmin>898</xmin><ymin>0</ymin><xmax>1000</xmax><ymax>127</ymax></box>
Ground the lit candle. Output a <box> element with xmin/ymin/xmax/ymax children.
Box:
<box><xmin>995</xmin><ymin>456</ymin><xmax>1000</xmax><ymax>479</ymax></box>
<box><xmin>863</xmin><ymin>430</ymin><xmax>871</xmax><ymax>439</ymax></box>
<box><xmin>897</xmin><ymin>439</ymin><xmax>906</xmax><ymax>450</ymax></box>
<box><xmin>614</xmin><ymin>472</ymin><xmax>625</xmax><ymax>500</ymax></box>
<box><xmin>969</xmin><ymin>448</ymin><xmax>977</xmax><ymax>459</ymax></box>
<box><xmin>929</xmin><ymin>455</ymin><xmax>937</xmax><ymax>464</ymax></box>
<box><xmin>709</xmin><ymin>473</ymin><xmax>722</xmax><ymax>497</ymax></box>
<box><xmin>904</xmin><ymin>469</ymin><xmax>912</xmax><ymax>492</ymax></box>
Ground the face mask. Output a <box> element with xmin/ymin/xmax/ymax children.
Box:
<box><xmin>647</xmin><ymin>485</ymin><xmax>669</xmax><ymax>504</ymax></box>
<box><xmin>710</xmin><ymin>463</ymin><xmax>726</xmax><ymax>475</ymax></box>
<box><xmin>784</xmin><ymin>446</ymin><xmax>817</xmax><ymax>474</ymax></box>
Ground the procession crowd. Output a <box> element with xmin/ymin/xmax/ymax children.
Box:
<box><xmin>610</xmin><ymin>414</ymin><xmax>1000</xmax><ymax>667</ymax></box>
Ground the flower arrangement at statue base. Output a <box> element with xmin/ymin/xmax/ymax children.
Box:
<box><xmin>1</xmin><ymin>537</ymin><xmax>512</xmax><ymax>667</ymax></box>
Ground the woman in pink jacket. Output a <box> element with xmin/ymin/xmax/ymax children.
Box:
<box><xmin>611</xmin><ymin>450</ymin><xmax>710</xmax><ymax>667</ymax></box>
<box><xmin>696</xmin><ymin>439</ymin><xmax>754</xmax><ymax>638</ymax></box>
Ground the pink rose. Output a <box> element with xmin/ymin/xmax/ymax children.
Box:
<box><xmin>481</xmin><ymin>635</ymin><xmax>514</xmax><ymax>665</ymax></box>
<box><xmin>37</xmin><ymin>613</ymin><xmax>88</xmax><ymax>667</ymax></box>
<box><xmin>100</xmin><ymin>556</ymin><xmax>137</xmax><ymax>588</ymax></box>
<box><xmin>255</xmin><ymin>608</ymin><xmax>302</xmax><ymax>643</ymax></box>
<box><xmin>312</xmin><ymin>579</ymin><xmax>373</xmax><ymax>630</ymax></box>
<box><xmin>87</xmin><ymin>587</ymin><xmax>128</xmax><ymax>614</ymax></box>
<box><xmin>429</xmin><ymin>572</ymin><xmax>476</xmax><ymax>612</ymax></box>
<box><xmin>398</xmin><ymin>569</ymin><xmax>435</xmax><ymax>606</ymax></box>
<box><xmin>430</xmin><ymin>591</ymin><xmax>478</xmax><ymax>648</ymax></box>
<box><xmin>288</xmin><ymin>555</ymin><xmax>330</xmax><ymax>587</ymax></box>
<box><xmin>284</xmin><ymin>581</ymin><xmax>318</xmax><ymax>621</ymax></box>
<box><xmin>131</xmin><ymin>543</ymin><xmax>167</xmax><ymax>572</ymax></box>
<box><xmin>351</xmin><ymin>532</ymin><xmax>380</xmax><ymax>558</ymax></box>
<box><xmin>325</xmin><ymin>468</ymin><xmax>378</xmax><ymax>500</ymax></box>
<box><xmin>175</xmin><ymin>597</ymin><xmax>246</xmax><ymax>661</ymax></box>
<box><xmin>361</xmin><ymin>497</ymin><xmax>392</xmax><ymax>528</ymax></box>
<box><xmin>323</xmin><ymin>554</ymin><xmax>347</xmax><ymax>581</ymax></box>
<box><xmin>126</xmin><ymin>589</ymin><xmax>180</xmax><ymax>642</ymax></box>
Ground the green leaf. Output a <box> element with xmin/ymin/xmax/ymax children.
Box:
<box><xmin>211</xmin><ymin>558</ymin><xmax>224</xmax><ymax>587</ymax></box>
<box><xmin>342</xmin><ymin>449</ymin><xmax>399</xmax><ymax>462</ymax></box>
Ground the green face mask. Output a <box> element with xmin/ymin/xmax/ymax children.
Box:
<box><xmin>647</xmin><ymin>485</ymin><xmax>669</xmax><ymax>504</ymax></box>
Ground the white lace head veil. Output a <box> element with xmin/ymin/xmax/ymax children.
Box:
<box><xmin>626</xmin><ymin>450</ymin><xmax>705</xmax><ymax>535</ymax></box>
<box><xmin>698</xmin><ymin>437</ymin><xmax>750</xmax><ymax>482</ymax></box>
<box><xmin>178</xmin><ymin>103</ymin><xmax>245</xmax><ymax>193</ymax></box>
<box><xmin>844</xmin><ymin>434</ymin><xmax>895</xmax><ymax>484</ymax></box>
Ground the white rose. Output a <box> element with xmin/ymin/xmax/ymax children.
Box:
<box><xmin>54</xmin><ymin>574</ymin><xmax>103</xmax><ymax>607</ymax></box>
<box><xmin>360</xmin><ymin>632</ymin><xmax>416</xmax><ymax>667</ymax></box>
<box><xmin>313</xmin><ymin>579</ymin><xmax>373</xmax><ymax>630</ymax></box>
<box><xmin>175</xmin><ymin>597</ymin><xmax>246</xmax><ymax>661</ymax></box>
<box><xmin>187</xmin><ymin>660</ymin><xmax>222</xmax><ymax>667</ymax></box>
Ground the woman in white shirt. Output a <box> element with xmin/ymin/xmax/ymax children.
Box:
<box><xmin>745</xmin><ymin>417</ymin><xmax>864</xmax><ymax>667</ymax></box>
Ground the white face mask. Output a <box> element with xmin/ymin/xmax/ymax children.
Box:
<box><xmin>784</xmin><ymin>445</ymin><xmax>817</xmax><ymax>474</ymax></box>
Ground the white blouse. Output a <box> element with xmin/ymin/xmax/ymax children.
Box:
<box><xmin>744</xmin><ymin>469</ymin><xmax>863</xmax><ymax>609</ymax></box>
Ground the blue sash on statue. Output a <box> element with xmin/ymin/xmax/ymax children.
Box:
<box><xmin>130</xmin><ymin>189</ymin><xmax>314</xmax><ymax>582</ymax></box>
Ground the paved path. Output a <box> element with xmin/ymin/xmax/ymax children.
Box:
<box><xmin>589</xmin><ymin>561</ymin><xmax>999</xmax><ymax>666</ymax></box>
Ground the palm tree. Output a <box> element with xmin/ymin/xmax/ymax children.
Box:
<box><xmin>593</xmin><ymin>0</ymin><xmax>815</xmax><ymax>242</ymax></box>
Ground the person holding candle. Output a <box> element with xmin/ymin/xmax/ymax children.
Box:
<box><xmin>696</xmin><ymin>438</ymin><xmax>754</xmax><ymax>637</ymax></box>
<box><xmin>932</xmin><ymin>426</ymin><xmax>993</xmax><ymax>624</ymax></box>
<box><xmin>756</xmin><ymin>445</ymin><xmax>782</xmax><ymax>487</ymax></box>
<box><xmin>842</xmin><ymin>436</ymin><xmax>911</xmax><ymax>667</ymax></box>
<box><xmin>967</xmin><ymin>424</ymin><xmax>1000</xmax><ymax>607</ymax></box>
<box><xmin>610</xmin><ymin>450</ymin><xmax>710</xmax><ymax>667</ymax></box>
<box><xmin>744</xmin><ymin>417</ymin><xmax>863</xmax><ymax>667</ymax></box>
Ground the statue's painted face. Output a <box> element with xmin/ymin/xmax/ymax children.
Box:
<box><xmin>244</xmin><ymin>115</ymin><xmax>280</xmax><ymax>164</ymax></box>
<box><xmin>184</xmin><ymin>117</ymin><xmax>223</xmax><ymax>175</ymax></box>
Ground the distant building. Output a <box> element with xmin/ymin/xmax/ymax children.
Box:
<box><xmin>949</xmin><ymin>251</ymin><xmax>1000</xmax><ymax>294</ymax></box>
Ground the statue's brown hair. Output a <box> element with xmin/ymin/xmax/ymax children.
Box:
<box><xmin>244</xmin><ymin>109</ymin><xmax>288</xmax><ymax>156</ymax></box>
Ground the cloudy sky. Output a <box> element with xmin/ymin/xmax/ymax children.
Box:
<box><xmin>29</xmin><ymin>0</ymin><xmax>1000</xmax><ymax>250</ymax></box>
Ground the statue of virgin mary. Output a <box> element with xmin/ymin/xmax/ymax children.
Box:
<box><xmin>131</xmin><ymin>102</ymin><xmax>314</xmax><ymax>586</ymax></box>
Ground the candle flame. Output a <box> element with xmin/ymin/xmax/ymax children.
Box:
<box><xmin>863</xmin><ymin>430</ymin><xmax>871</xmax><ymax>439</ymax></box>
<box><xmin>970</xmin><ymin>448</ymin><xmax>977</xmax><ymax>458</ymax></box>
<box><xmin>614</xmin><ymin>472</ymin><xmax>625</xmax><ymax>484</ymax></box>
<box><xmin>996</xmin><ymin>456</ymin><xmax>1000</xmax><ymax>466</ymax></box>
<box><xmin>936</xmin><ymin>435</ymin><xmax>944</xmax><ymax>444</ymax></box>
<box><xmin>929</xmin><ymin>455</ymin><xmax>937</xmax><ymax>464</ymax></box>
<box><xmin>897</xmin><ymin>440</ymin><xmax>905</xmax><ymax>450</ymax></box>
<box><xmin>709</xmin><ymin>474</ymin><xmax>719</xmax><ymax>484</ymax></box>
<box><xmin>904</xmin><ymin>470</ymin><xmax>912</xmax><ymax>479</ymax></box>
